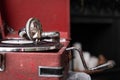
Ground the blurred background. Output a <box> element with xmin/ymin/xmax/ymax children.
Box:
<box><xmin>70</xmin><ymin>0</ymin><xmax>120</xmax><ymax>80</ymax></box>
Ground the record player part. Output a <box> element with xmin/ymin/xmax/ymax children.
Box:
<box><xmin>18</xmin><ymin>28</ymin><xmax>29</xmax><ymax>40</ymax></box>
<box><xmin>89</xmin><ymin>60</ymin><xmax>116</xmax><ymax>71</ymax></box>
<box><xmin>18</xmin><ymin>17</ymin><xmax>60</xmax><ymax>43</ymax></box>
<box><xmin>41</xmin><ymin>32</ymin><xmax>60</xmax><ymax>43</ymax></box>
<box><xmin>19</xmin><ymin>29</ymin><xmax>60</xmax><ymax>43</ymax></box>
<box><xmin>66</xmin><ymin>47</ymin><xmax>116</xmax><ymax>72</ymax></box>
<box><xmin>7</xmin><ymin>26</ymin><xmax>15</xmax><ymax>33</ymax></box>
<box><xmin>25</xmin><ymin>17</ymin><xmax>43</xmax><ymax>42</ymax></box>
<box><xmin>1</xmin><ymin>39</ymin><xmax>34</xmax><ymax>44</ymax></box>
<box><xmin>0</xmin><ymin>53</ymin><xmax>5</xmax><ymax>71</ymax></box>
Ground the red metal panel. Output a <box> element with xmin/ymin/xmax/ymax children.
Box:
<box><xmin>0</xmin><ymin>42</ymin><xmax>70</xmax><ymax>80</ymax></box>
<box><xmin>0</xmin><ymin>13</ymin><xmax>5</xmax><ymax>38</ymax></box>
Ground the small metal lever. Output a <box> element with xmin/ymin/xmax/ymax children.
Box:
<box><xmin>0</xmin><ymin>53</ymin><xmax>5</xmax><ymax>71</ymax></box>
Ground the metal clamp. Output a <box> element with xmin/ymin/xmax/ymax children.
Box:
<box><xmin>0</xmin><ymin>53</ymin><xmax>5</xmax><ymax>71</ymax></box>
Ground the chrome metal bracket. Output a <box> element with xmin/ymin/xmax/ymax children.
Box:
<box><xmin>0</xmin><ymin>53</ymin><xmax>5</xmax><ymax>71</ymax></box>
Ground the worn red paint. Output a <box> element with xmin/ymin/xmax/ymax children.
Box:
<box><xmin>0</xmin><ymin>0</ymin><xmax>70</xmax><ymax>80</ymax></box>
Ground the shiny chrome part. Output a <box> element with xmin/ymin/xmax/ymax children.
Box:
<box><xmin>26</xmin><ymin>17</ymin><xmax>42</xmax><ymax>42</ymax></box>
<box><xmin>41</xmin><ymin>32</ymin><xmax>60</xmax><ymax>43</ymax></box>
<box><xmin>42</xmin><ymin>32</ymin><xmax>60</xmax><ymax>38</ymax></box>
<box><xmin>0</xmin><ymin>53</ymin><xmax>5</xmax><ymax>71</ymax></box>
<box><xmin>89</xmin><ymin>60</ymin><xmax>116</xmax><ymax>71</ymax></box>
<box><xmin>0</xmin><ymin>40</ymin><xmax>62</xmax><ymax>52</ymax></box>
<box><xmin>60</xmin><ymin>38</ymin><xmax>67</xmax><ymax>42</ymax></box>
<box><xmin>18</xmin><ymin>30</ymin><xmax>60</xmax><ymax>43</ymax></box>
<box><xmin>66</xmin><ymin>47</ymin><xmax>89</xmax><ymax>70</ymax></box>
<box><xmin>66</xmin><ymin>47</ymin><xmax>116</xmax><ymax>71</ymax></box>
<box><xmin>18</xmin><ymin>28</ymin><xmax>29</xmax><ymax>40</ymax></box>
<box><xmin>1</xmin><ymin>39</ymin><xmax>33</xmax><ymax>44</ymax></box>
<box><xmin>0</xmin><ymin>46</ymin><xmax>57</xmax><ymax>52</ymax></box>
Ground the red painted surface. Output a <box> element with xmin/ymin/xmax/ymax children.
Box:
<box><xmin>0</xmin><ymin>0</ymin><xmax>70</xmax><ymax>80</ymax></box>
<box><xmin>0</xmin><ymin>12</ymin><xmax>5</xmax><ymax>38</ymax></box>
<box><xmin>0</xmin><ymin>42</ymin><xmax>70</xmax><ymax>80</ymax></box>
<box><xmin>0</xmin><ymin>0</ymin><xmax>70</xmax><ymax>39</ymax></box>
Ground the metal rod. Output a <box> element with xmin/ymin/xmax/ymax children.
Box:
<box><xmin>66</xmin><ymin>47</ymin><xmax>89</xmax><ymax>70</ymax></box>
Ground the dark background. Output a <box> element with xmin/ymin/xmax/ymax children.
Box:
<box><xmin>70</xmin><ymin>0</ymin><xmax>120</xmax><ymax>80</ymax></box>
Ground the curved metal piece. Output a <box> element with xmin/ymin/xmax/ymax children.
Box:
<box><xmin>26</xmin><ymin>17</ymin><xmax>43</xmax><ymax>42</ymax></box>
<box><xmin>66</xmin><ymin>47</ymin><xmax>116</xmax><ymax>71</ymax></box>
<box><xmin>18</xmin><ymin>28</ymin><xmax>29</xmax><ymax>40</ymax></box>
<box><xmin>89</xmin><ymin>60</ymin><xmax>116</xmax><ymax>71</ymax></box>
<box><xmin>66</xmin><ymin>47</ymin><xmax>89</xmax><ymax>70</ymax></box>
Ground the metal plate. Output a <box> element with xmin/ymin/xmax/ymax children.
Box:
<box><xmin>1</xmin><ymin>39</ymin><xmax>33</xmax><ymax>44</ymax></box>
<box><xmin>0</xmin><ymin>40</ymin><xmax>63</xmax><ymax>52</ymax></box>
